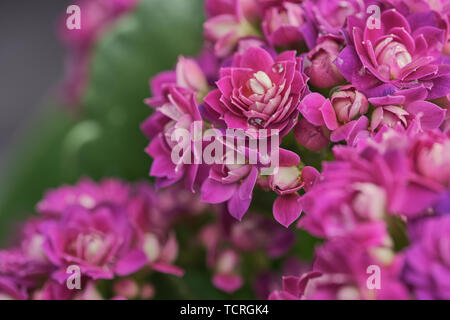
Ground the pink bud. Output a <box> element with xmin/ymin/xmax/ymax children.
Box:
<box><xmin>294</xmin><ymin>118</ymin><xmax>330</xmax><ymax>151</ymax></box>
<box><xmin>305</xmin><ymin>36</ymin><xmax>344</xmax><ymax>88</ymax></box>
<box><xmin>114</xmin><ymin>279</ymin><xmax>139</xmax><ymax>299</ymax></box>
<box><xmin>176</xmin><ymin>56</ymin><xmax>208</xmax><ymax>95</ymax></box>
<box><xmin>262</xmin><ymin>2</ymin><xmax>305</xmax><ymax>47</ymax></box>
<box><xmin>330</xmin><ymin>85</ymin><xmax>369</xmax><ymax>123</ymax></box>
<box><xmin>269</xmin><ymin>166</ymin><xmax>302</xmax><ymax>194</ymax></box>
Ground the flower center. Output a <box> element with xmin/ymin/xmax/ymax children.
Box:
<box><xmin>248</xmin><ymin>71</ymin><xmax>273</xmax><ymax>95</ymax></box>
<box><xmin>375</xmin><ymin>38</ymin><xmax>412</xmax><ymax>79</ymax></box>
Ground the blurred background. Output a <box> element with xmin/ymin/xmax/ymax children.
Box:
<box><xmin>0</xmin><ymin>0</ymin><xmax>204</xmax><ymax>244</ymax></box>
<box><xmin>0</xmin><ymin>0</ymin><xmax>70</xmax><ymax>171</ymax></box>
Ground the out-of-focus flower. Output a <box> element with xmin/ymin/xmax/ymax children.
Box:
<box><xmin>293</xmin><ymin>117</ymin><xmax>330</xmax><ymax>151</ymax></box>
<box><xmin>262</xmin><ymin>1</ymin><xmax>316</xmax><ymax>48</ymax></box>
<box><xmin>403</xmin><ymin>215</ymin><xmax>450</xmax><ymax>299</ymax></box>
<box><xmin>304</xmin><ymin>35</ymin><xmax>345</xmax><ymax>88</ymax></box>
<box><xmin>306</xmin><ymin>239</ymin><xmax>408</xmax><ymax>299</ymax></box>
<box><xmin>336</xmin><ymin>8</ymin><xmax>450</xmax><ymax>99</ymax></box>
<box><xmin>304</xmin><ymin>0</ymin><xmax>365</xmax><ymax>34</ymax></box>
<box><xmin>204</xmin><ymin>0</ymin><xmax>262</xmax><ymax>57</ymax></box>
<box><xmin>205</xmin><ymin>46</ymin><xmax>308</xmax><ymax>137</ymax></box>
<box><xmin>37</xmin><ymin>178</ymin><xmax>130</xmax><ymax>217</ymax></box>
<box><xmin>59</xmin><ymin>0</ymin><xmax>138</xmax><ymax>104</ymax></box>
<box><xmin>41</xmin><ymin>205</ymin><xmax>146</xmax><ymax>282</ymax></box>
<box><xmin>271</xmin><ymin>239</ymin><xmax>408</xmax><ymax>300</ymax></box>
<box><xmin>369</xmin><ymin>87</ymin><xmax>445</xmax><ymax>132</ymax></box>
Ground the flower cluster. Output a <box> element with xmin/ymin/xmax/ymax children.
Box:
<box><xmin>0</xmin><ymin>179</ymin><xmax>196</xmax><ymax>299</ymax></box>
<box><xmin>138</xmin><ymin>0</ymin><xmax>450</xmax><ymax>300</ymax></box>
<box><xmin>10</xmin><ymin>0</ymin><xmax>450</xmax><ymax>300</ymax></box>
<box><xmin>271</xmin><ymin>127</ymin><xmax>450</xmax><ymax>299</ymax></box>
<box><xmin>0</xmin><ymin>178</ymin><xmax>301</xmax><ymax>299</ymax></box>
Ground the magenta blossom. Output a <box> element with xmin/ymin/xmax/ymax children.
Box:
<box><xmin>204</xmin><ymin>0</ymin><xmax>262</xmax><ymax>57</ymax></box>
<box><xmin>205</xmin><ymin>46</ymin><xmax>308</xmax><ymax>137</ymax></box>
<box><xmin>37</xmin><ymin>178</ymin><xmax>130</xmax><ymax>217</ymax></box>
<box><xmin>304</xmin><ymin>0</ymin><xmax>365</xmax><ymax>34</ymax></box>
<box><xmin>304</xmin><ymin>35</ymin><xmax>345</xmax><ymax>88</ymax></box>
<box><xmin>336</xmin><ymin>8</ymin><xmax>450</xmax><ymax>99</ymax></box>
<box><xmin>201</xmin><ymin>161</ymin><xmax>259</xmax><ymax>221</ymax></box>
<box><xmin>293</xmin><ymin>117</ymin><xmax>330</xmax><ymax>151</ymax></box>
<box><xmin>298</xmin><ymin>92</ymin><xmax>369</xmax><ymax>145</ymax></box>
<box><xmin>41</xmin><ymin>205</ymin><xmax>147</xmax><ymax>282</ymax></box>
<box><xmin>305</xmin><ymin>239</ymin><xmax>408</xmax><ymax>300</ymax></box>
<box><xmin>262</xmin><ymin>1</ymin><xmax>317</xmax><ymax>49</ymax></box>
<box><xmin>144</xmin><ymin>86</ymin><xmax>203</xmax><ymax>192</ymax></box>
<box><xmin>268</xmin><ymin>150</ymin><xmax>319</xmax><ymax>227</ymax></box>
<box><xmin>369</xmin><ymin>87</ymin><xmax>445</xmax><ymax>131</ymax></box>
<box><xmin>403</xmin><ymin>215</ymin><xmax>450</xmax><ymax>299</ymax></box>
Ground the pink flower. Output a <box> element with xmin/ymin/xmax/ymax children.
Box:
<box><xmin>298</xmin><ymin>92</ymin><xmax>369</xmax><ymax>145</ymax></box>
<box><xmin>304</xmin><ymin>35</ymin><xmax>345</xmax><ymax>88</ymax></box>
<box><xmin>403</xmin><ymin>215</ymin><xmax>450</xmax><ymax>299</ymax></box>
<box><xmin>305</xmin><ymin>239</ymin><xmax>408</xmax><ymax>300</ymax></box>
<box><xmin>268</xmin><ymin>150</ymin><xmax>320</xmax><ymax>227</ymax></box>
<box><xmin>41</xmin><ymin>205</ymin><xmax>147</xmax><ymax>282</ymax></box>
<box><xmin>293</xmin><ymin>117</ymin><xmax>330</xmax><ymax>151</ymax></box>
<box><xmin>336</xmin><ymin>8</ymin><xmax>450</xmax><ymax>99</ymax></box>
<box><xmin>262</xmin><ymin>1</ymin><xmax>317</xmax><ymax>48</ymax></box>
<box><xmin>304</xmin><ymin>0</ymin><xmax>365</xmax><ymax>34</ymax></box>
<box><xmin>37</xmin><ymin>178</ymin><xmax>130</xmax><ymax>217</ymax></box>
<box><xmin>144</xmin><ymin>86</ymin><xmax>203</xmax><ymax>192</ymax></box>
<box><xmin>331</xmin><ymin>85</ymin><xmax>369</xmax><ymax>123</ymax></box>
<box><xmin>204</xmin><ymin>0</ymin><xmax>262</xmax><ymax>57</ymax></box>
<box><xmin>201</xmin><ymin>162</ymin><xmax>259</xmax><ymax>221</ymax></box>
<box><xmin>411</xmin><ymin>130</ymin><xmax>450</xmax><ymax>188</ymax></box>
<box><xmin>370</xmin><ymin>87</ymin><xmax>445</xmax><ymax>132</ymax></box>
<box><xmin>205</xmin><ymin>46</ymin><xmax>308</xmax><ymax>137</ymax></box>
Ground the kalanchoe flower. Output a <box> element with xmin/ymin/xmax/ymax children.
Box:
<box><xmin>204</xmin><ymin>0</ymin><xmax>262</xmax><ymax>57</ymax></box>
<box><xmin>410</xmin><ymin>129</ymin><xmax>450</xmax><ymax>189</ymax></box>
<box><xmin>403</xmin><ymin>215</ymin><xmax>450</xmax><ymax>299</ymax></box>
<box><xmin>336</xmin><ymin>8</ymin><xmax>450</xmax><ymax>99</ymax></box>
<box><xmin>299</xmin><ymin>128</ymin><xmax>420</xmax><ymax>241</ymax></box>
<box><xmin>144</xmin><ymin>86</ymin><xmax>203</xmax><ymax>192</ymax></box>
<box><xmin>41</xmin><ymin>205</ymin><xmax>147</xmax><ymax>282</ymax></box>
<box><xmin>304</xmin><ymin>0</ymin><xmax>365</xmax><ymax>34</ymax></box>
<box><xmin>331</xmin><ymin>85</ymin><xmax>369</xmax><ymax>123</ymax></box>
<box><xmin>298</xmin><ymin>92</ymin><xmax>369</xmax><ymax>145</ymax></box>
<box><xmin>268</xmin><ymin>150</ymin><xmax>319</xmax><ymax>227</ymax></box>
<box><xmin>201</xmin><ymin>161</ymin><xmax>259</xmax><ymax>221</ymax></box>
<box><xmin>144</xmin><ymin>55</ymin><xmax>210</xmax><ymax>106</ymax></box>
<box><xmin>293</xmin><ymin>117</ymin><xmax>330</xmax><ymax>151</ymax></box>
<box><xmin>262</xmin><ymin>1</ymin><xmax>317</xmax><ymax>49</ymax></box>
<box><xmin>303</xmin><ymin>239</ymin><xmax>408</xmax><ymax>300</ymax></box>
<box><xmin>304</xmin><ymin>35</ymin><xmax>345</xmax><ymax>88</ymax></box>
<box><xmin>268</xmin><ymin>272</ymin><xmax>321</xmax><ymax>300</ymax></box>
<box><xmin>37</xmin><ymin>178</ymin><xmax>130</xmax><ymax>217</ymax></box>
<box><xmin>205</xmin><ymin>46</ymin><xmax>308</xmax><ymax>137</ymax></box>
<box><xmin>369</xmin><ymin>87</ymin><xmax>445</xmax><ymax>132</ymax></box>
<box><xmin>200</xmin><ymin>210</ymin><xmax>295</xmax><ymax>293</ymax></box>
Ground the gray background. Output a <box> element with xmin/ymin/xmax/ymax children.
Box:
<box><xmin>0</xmin><ymin>0</ymin><xmax>70</xmax><ymax>169</ymax></box>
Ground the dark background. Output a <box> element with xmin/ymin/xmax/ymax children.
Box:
<box><xmin>0</xmin><ymin>0</ymin><xmax>70</xmax><ymax>171</ymax></box>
